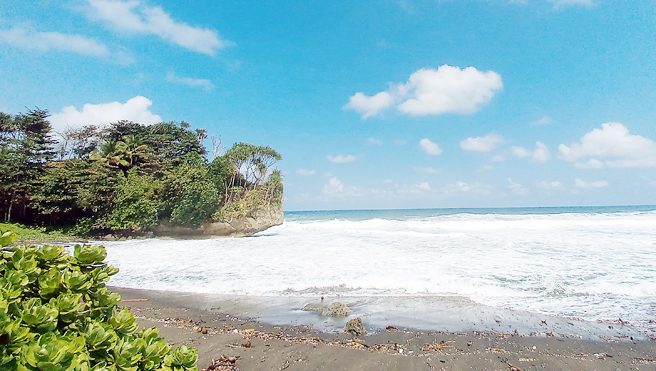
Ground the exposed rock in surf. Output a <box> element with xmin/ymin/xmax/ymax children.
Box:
<box><xmin>304</xmin><ymin>302</ymin><xmax>351</xmax><ymax>317</ymax></box>
<box><xmin>344</xmin><ymin>317</ymin><xmax>366</xmax><ymax>336</ymax></box>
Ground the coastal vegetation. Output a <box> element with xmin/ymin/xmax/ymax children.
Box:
<box><xmin>0</xmin><ymin>229</ymin><xmax>199</xmax><ymax>370</ymax></box>
<box><xmin>0</xmin><ymin>109</ymin><xmax>283</xmax><ymax>237</ymax></box>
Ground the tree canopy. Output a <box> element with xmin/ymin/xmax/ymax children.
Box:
<box><xmin>0</xmin><ymin>110</ymin><xmax>283</xmax><ymax>235</ymax></box>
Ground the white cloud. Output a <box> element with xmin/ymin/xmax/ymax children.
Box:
<box><xmin>548</xmin><ymin>0</ymin><xmax>594</xmax><ymax>8</ymax></box>
<box><xmin>326</xmin><ymin>154</ymin><xmax>356</xmax><ymax>163</ymax></box>
<box><xmin>344</xmin><ymin>65</ymin><xmax>502</xmax><ymax>118</ymax></box>
<box><xmin>511</xmin><ymin>146</ymin><xmax>531</xmax><ymax>158</ymax></box>
<box><xmin>538</xmin><ymin>180</ymin><xmax>563</xmax><ymax>190</ymax></box>
<box><xmin>323</xmin><ymin>177</ymin><xmax>344</xmax><ymax>194</ymax></box>
<box><xmin>460</xmin><ymin>133</ymin><xmax>504</xmax><ymax>152</ymax></box>
<box><xmin>530</xmin><ymin>116</ymin><xmax>552</xmax><ymax>126</ymax></box>
<box><xmin>0</xmin><ymin>27</ymin><xmax>109</xmax><ymax>57</ymax></box>
<box><xmin>296</xmin><ymin>169</ymin><xmax>316</xmax><ymax>176</ymax></box>
<box><xmin>512</xmin><ymin>141</ymin><xmax>550</xmax><ymax>163</ymax></box>
<box><xmin>87</xmin><ymin>0</ymin><xmax>229</xmax><ymax>55</ymax></box>
<box><xmin>419</xmin><ymin>138</ymin><xmax>443</xmax><ymax>155</ymax></box>
<box><xmin>413</xmin><ymin>166</ymin><xmax>441</xmax><ymax>174</ymax></box>
<box><xmin>343</xmin><ymin>92</ymin><xmax>394</xmax><ymax>119</ymax></box>
<box><xmin>533</xmin><ymin>142</ymin><xmax>550</xmax><ymax>163</ymax></box>
<box><xmin>166</xmin><ymin>71</ymin><xmax>214</xmax><ymax>91</ymax></box>
<box><xmin>49</xmin><ymin>96</ymin><xmax>162</xmax><ymax>132</ymax></box>
<box><xmin>575</xmin><ymin>178</ymin><xmax>608</xmax><ymax>188</ymax></box>
<box><xmin>418</xmin><ymin>182</ymin><xmax>431</xmax><ymax>191</ymax></box>
<box><xmin>396</xmin><ymin>182</ymin><xmax>433</xmax><ymax>194</ymax></box>
<box><xmin>508</xmin><ymin>178</ymin><xmax>529</xmax><ymax>195</ymax></box>
<box><xmin>559</xmin><ymin>123</ymin><xmax>656</xmax><ymax>168</ymax></box>
<box><xmin>444</xmin><ymin>181</ymin><xmax>493</xmax><ymax>197</ymax></box>
<box><xmin>573</xmin><ymin>159</ymin><xmax>604</xmax><ymax>169</ymax></box>
<box><xmin>367</xmin><ymin>137</ymin><xmax>383</xmax><ymax>145</ymax></box>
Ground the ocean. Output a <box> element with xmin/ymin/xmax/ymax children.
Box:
<box><xmin>102</xmin><ymin>206</ymin><xmax>656</xmax><ymax>338</ymax></box>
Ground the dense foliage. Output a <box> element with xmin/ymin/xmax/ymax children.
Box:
<box><xmin>0</xmin><ymin>110</ymin><xmax>282</xmax><ymax>235</ymax></box>
<box><xmin>0</xmin><ymin>233</ymin><xmax>198</xmax><ymax>371</ymax></box>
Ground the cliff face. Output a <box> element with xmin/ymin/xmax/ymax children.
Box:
<box><xmin>151</xmin><ymin>203</ymin><xmax>284</xmax><ymax>238</ymax></box>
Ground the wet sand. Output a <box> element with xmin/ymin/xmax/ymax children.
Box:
<box><xmin>113</xmin><ymin>287</ymin><xmax>656</xmax><ymax>371</ymax></box>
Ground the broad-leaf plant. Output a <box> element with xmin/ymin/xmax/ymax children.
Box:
<box><xmin>0</xmin><ymin>231</ymin><xmax>198</xmax><ymax>371</ymax></box>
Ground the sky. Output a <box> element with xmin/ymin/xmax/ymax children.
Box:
<box><xmin>1</xmin><ymin>0</ymin><xmax>655</xmax><ymax>211</ymax></box>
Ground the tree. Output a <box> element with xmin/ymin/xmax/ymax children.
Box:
<box><xmin>0</xmin><ymin>109</ymin><xmax>56</xmax><ymax>222</ymax></box>
<box><xmin>225</xmin><ymin>142</ymin><xmax>282</xmax><ymax>187</ymax></box>
<box><xmin>65</xmin><ymin>125</ymin><xmax>101</xmax><ymax>159</ymax></box>
<box><xmin>107</xmin><ymin>169</ymin><xmax>161</xmax><ymax>232</ymax></box>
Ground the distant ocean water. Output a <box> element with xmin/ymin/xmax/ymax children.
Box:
<box><xmin>103</xmin><ymin>206</ymin><xmax>656</xmax><ymax>330</ymax></box>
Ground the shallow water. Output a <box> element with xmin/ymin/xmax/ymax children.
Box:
<box><xmin>101</xmin><ymin>206</ymin><xmax>656</xmax><ymax>336</ymax></box>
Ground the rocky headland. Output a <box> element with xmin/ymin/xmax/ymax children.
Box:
<box><xmin>147</xmin><ymin>203</ymin><xmax>284</xmax><ymax>239</ymax></box>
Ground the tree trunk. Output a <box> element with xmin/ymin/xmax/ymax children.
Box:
<box><xmin>6</xmin><ymin>192</ymin><xmax>14</xmax><ymax>222</ymax></box>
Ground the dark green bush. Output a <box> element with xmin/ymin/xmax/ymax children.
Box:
<box><xmin>0</xmin><ymin>242</ymin><xmax>198</xmax><ymax>371</ymax></box>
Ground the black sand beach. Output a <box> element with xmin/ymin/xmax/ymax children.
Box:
<box><xmin>113</xmin><ymin>287</ymin><xmax>656</xmax><ymax>371</ymax></box>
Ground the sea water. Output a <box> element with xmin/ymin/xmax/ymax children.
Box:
<box><xmin>102</xmin><ymin>206</ymin><xmax>656</xmax><ymax>336</ymax></box>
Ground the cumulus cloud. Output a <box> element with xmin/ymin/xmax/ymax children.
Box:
<box><xmin>575</xmin><ymin>178</ymin><xmax>608</xmax><ymax>188</ymax></box>
<box><xmin>413</xmin><ymin>166</ymin><xmax>441</xmax><ymax>174</ymax></box>
<box><xmin>166</xmin><ymin>71</ymin><xmax>214</xmax><ymax>91</ymax></box>
<box><xmin>367</xmin><ymin>137</ymin><xmax>383</xmax><ymax>145</ymax></box>
<box><xmin>548</xmin><ymin>0</ymin><xmax>594</xmax><ymax>8</ymax></box>
<box><xmin>0</xmin><ymin>27</ymin><xmax>109</xmax><ymax>57</ymax></box>
<box><xmin>530</xmin><ymin>116</ymin><xmax>552</xmax><ymax>126</ymax></box>
<box><xmin>444</xmin><ymin>181</ymin><xmax>493</xmax><ymax>197</ymax></box>
<box><xmin>512</xmin><ymin>146</ymin><xmax>531</xmax><ymax>158</ymax></box>
<box><xmin>419</xmin><ymin>138</ymin><xmax>443</xmax><ymax>155</ymax></box>
<box><xmin>418</xmin><ymin>182</ymin><xmax>431</xmax><ymax>191</ymax></box>
<box><xmin>326</xmin><ymin>154</ymin><xmax>356</xmax><ymax>163</ymax></box>
<box><xmin>395</xmin><ymin>182</ymin><xmax>433</xmax><ymax>194</ymax></box>
<box><xmin>344</xmin><ymin>65</ymin><xmax>502</xmax><ymax>118</ymax></box>
<box><xmin>343</xmin><ymin>92</ymin><xmax>394</xmax><ymax>119</ymax></box>
<box><xmin>511</xmin><ymin>141</ymin><xmax>550</xmax><ymax>163</ymax></box>
<box><xmin>49</xmin><ymin>96</ymin><xmax>162</xmax><ymax>132</ymax></box>
<box><xmin>87</xmin><ymin>0</ymin><xmax>229</xmax><ymax>55</ymax></box>
<box><xmin>296</xmin><ymin>169</ymin><xmax>316</xmax><ymax>176</ymax></box>
<box><xmin>538</xmin><ymin>180</ymin><xmax>563</xmax><ymax>190</ymax></box>
<box><xmin>573</xmin><ymin>159</ymin><xmax>604</xmax><ymax>169</ymax></box>
<box><xmin>323</xmin><ymin>177</ymin><xmax>344</xmax><ymax>194</ymax></box>
<box><xmin>558</xmin><ymin>123</ymin><xmax>656</xmax><ymax>168</ymax></box>
<box><xmin>508</xmin><ymin>178</ymin><xmax>529</xmax><ymax>195</ymax></box>
<box><xmin>460</xmin><ymin>133</ymin><xmax>504</xmax><ymax>152</ymax></box>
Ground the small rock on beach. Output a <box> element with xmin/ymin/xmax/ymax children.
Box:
<box><xmin>344</xmin><ymin>317</ymin><xmax>366</xmax><ymax>336</ymax></box>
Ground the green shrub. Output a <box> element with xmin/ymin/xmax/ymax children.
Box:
<box><xmin>107</xmin><ymin>170</ymin><xmax>161</xmax><ymax>232</ymax></box>
<box><xmin>0</xmin><ymin>243</ymin><xmax>198</xmax><ymax>371</ymax></box>
<box><xmin>171</xmin><ymin>181</ymin><xmax>220</xmax><ymax>229</ymax></box>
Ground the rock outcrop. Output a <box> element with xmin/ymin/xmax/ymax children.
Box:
<box><xmin>344</xmin><ymin>317</ymin><xmax>366</xmax><ymax>336</ymax></box>
<box><xmin>151</xmin><ymin>204</ymin><xmax>284</xmax><ymax>238</ymax></box>
<box><xmin>303</xmin><ymin>302</ymin><xmax>351</xmax><ymax>317</ymax></box>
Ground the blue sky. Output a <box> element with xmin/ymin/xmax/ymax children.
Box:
<box><xmin>1</xmin><ymin>0</ymin><xmax>655</xmax><ymax>210</ymax></box>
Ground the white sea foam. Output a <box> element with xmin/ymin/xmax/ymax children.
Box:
<box><xmin>103</xmin><ymin>208</ymin><xmax>656</xmax><ymax>328</ymax></box>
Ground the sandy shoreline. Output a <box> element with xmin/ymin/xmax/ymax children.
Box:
<box><xmin>112</xmin><ymin>287</ymin><xmax>655</xmax><ymax>370</ymax></box>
